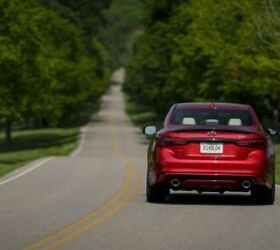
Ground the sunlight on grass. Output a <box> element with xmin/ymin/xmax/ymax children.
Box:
<box><xmin>0</xmin><ymin>98</ymin><xmax>100</xmax><ymax>178</ymax></box>
<box><xmin>0</xmin><ymin>128</ymin><xmax>79</xmax><ymax>177</ymax></box>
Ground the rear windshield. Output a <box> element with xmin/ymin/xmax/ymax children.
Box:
<box><xmin>171</xmin><ymin>109</ymin><xmax>254</xmax><ymax>126</ymax></box>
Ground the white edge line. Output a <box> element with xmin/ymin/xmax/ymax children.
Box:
<box><xmin>71</xmin><ymin>126</ymin><xmax>87</xmax><ymax>157</ymax></box>
<box><xmin>0</xmin><ymin>157</ymin><xmax>54</xmax><ymax>186</ymax></box>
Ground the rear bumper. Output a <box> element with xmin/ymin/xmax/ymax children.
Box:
<box><xmin>158</xmin><ymin>173</ymin><xmax>266</xmax><ymax>191</ymax></box>
<box><xmin>152</xmin><ymin>159</ymin><xmax>273</xmax><ymax>190</ymax></box>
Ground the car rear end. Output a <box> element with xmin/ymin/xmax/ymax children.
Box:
<box><xmin>147</xmin><ymin>103</ymin><xmax>275</xmax><ymax>203</ymax></box>
<box><xmin>155</xmin><ymin>129</ymin><xmax>271</xmax><ymax>192</ymax></box>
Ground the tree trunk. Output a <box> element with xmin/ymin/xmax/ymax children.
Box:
<box><xmin>41</xmin><ymin>118</ymin><xmax>49</xmax><ymax>128</ymax></box>
<box><xmin>5</xmin><ymin>119</ymin><xmax>12</xmax><ymax>143</ymax></box>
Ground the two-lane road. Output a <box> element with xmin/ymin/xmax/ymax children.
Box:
<box><xmin>0</xmin><ymin>70</ymin><xmax>280</xmax><ymax>250</ymax></box>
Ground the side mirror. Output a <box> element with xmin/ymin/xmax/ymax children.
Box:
<box><xmin>143</xmin><ymin>125</ymin><xmax>157</xmax><ymax>135</ymax></box>
<box><xmin>265</xmin><ymin>128</ymin><xmax>279</xmax><ymax>136</ymax></box>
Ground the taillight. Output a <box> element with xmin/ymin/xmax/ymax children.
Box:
<box><xmin>156</xmin><ymin>136</ymin><xmax>188</xmax><ymax>147</ymax></box>
<box><xmin>236</xmin><ymin>139</ymin><xmax>266</xmax><ymax>148</ymax></box>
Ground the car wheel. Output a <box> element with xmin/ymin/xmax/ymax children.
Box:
<box><xmin>146</xmin><ymin>175</ymin><xmax>169</xmax><ymax>203</ymax></box>
<box><xmin>252</xmin><ymin>184</ymin><xmax>275</xmax><ymax>205</ymax></box>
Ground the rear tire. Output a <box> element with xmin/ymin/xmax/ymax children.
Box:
<box><xmin>252</xmin><ymin>184</ymin><xmax>275</xmax><ymax>205</ymax></box>
<box><xmin>146</xmin><ymin>175</ymin><xmax>169</xmax><ymax>203</ymax></box>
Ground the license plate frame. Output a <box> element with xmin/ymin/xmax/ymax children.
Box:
<box><xmin>200</xmin><ymin>143</ymin><xmax>223</xmax><ymax>154</ymax></box>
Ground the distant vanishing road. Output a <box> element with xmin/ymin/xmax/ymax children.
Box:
<box><xmin>0</xmin><ymin>70</ymin><xmax>280</xmax><ymax>250</ymax></box>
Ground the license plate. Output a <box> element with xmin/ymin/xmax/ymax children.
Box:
<box><xmin>200</xmin><ymin>143</ymin><xmax>223</xmax><ymax>154</ymax></box>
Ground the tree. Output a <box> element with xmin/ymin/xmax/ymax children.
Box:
<box><xmin>126</xmin><ymin>0</ymin><xmax>280</xmax><ymax>126</ymax></box>
<box><xmin>101</xmin><ymin>0</ymin><xmax>145</xmax><ymax>69</ymax></box>
<box><xmin>0</xmin><ymin>0</ymin><xmax>110</xmax><ymax>141</ymax></box>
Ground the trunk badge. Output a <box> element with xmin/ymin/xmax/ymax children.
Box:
<box><xmin>207</xmin><ymin>131</ymin><xmax>217</xmax><ymax>137</ymax></box>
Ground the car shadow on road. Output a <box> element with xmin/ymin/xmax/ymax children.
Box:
<box><xmin>163</xmin><ymin>192</ymin><xmax>264</xmax><ymax>206</ymax></box>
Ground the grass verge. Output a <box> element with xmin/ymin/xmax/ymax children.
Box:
<box><xmin>0</xmin><ymin>128</ymin><xmax>78</xmax><ymax>177</ymax></box>
<box><xmin>0</xmin><ymin>99</ymin><xmax>100</xmax><ymax>178</ymax></box>
<box><xmin>125</xmin><ymin>95</ymin><xmax>280</xmax><ymax>185</ymax></box>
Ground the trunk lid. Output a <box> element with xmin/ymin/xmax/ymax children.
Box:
<box><xmin>158</xmin><ymin>129</ymin><xmax>266</xmax><ymax>161</ymax></box>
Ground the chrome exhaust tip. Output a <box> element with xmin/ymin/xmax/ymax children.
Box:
<box><xmin>170</xmin><ymin>178</ymin><xmax>181</xmax><ymax>188</ymax></box>
<box><xmin>241</xmin><ymin>180</ymin><xmax>252</xmax><ymax>189</ymax></box>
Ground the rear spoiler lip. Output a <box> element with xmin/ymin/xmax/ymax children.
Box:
<box><xmin>164</xmin><ymin>126</ymin><xmax>262</xmax><ymax>134</ymax></box>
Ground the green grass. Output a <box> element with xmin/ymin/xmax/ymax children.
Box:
<box><xmin>0</xmin><ymin>98</ymin><xmax>101</xmax><ymax>178</ymax></box>
<box><xmin>0</xmin><ymin>128</ymin><xmax>79</xmax><ymax>177</ymax></box>
<box><xmin>125</xmin><ymin>95</ymin><xmax>280</xmax><ymax>185</ymax></box>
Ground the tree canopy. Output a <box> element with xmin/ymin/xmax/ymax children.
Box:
<box><xmin>125</xmin><ymin>0</ymin><xmax>280</xmax><ymax>126</ymax></box>
<box><xmin>0</xmin><ymin>0</ymin><xmax>110</xmax><ymax>140</ymax></box>
<box><xmin>101</xmin><ymin>0</ymin><xmax>145</xmax><ymax>69</ymax></box>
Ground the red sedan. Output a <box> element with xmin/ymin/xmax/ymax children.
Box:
<box><xmin>144</xmin><ymin>103</ymin><xmax>278</xmax><ymax>204</ymax></box>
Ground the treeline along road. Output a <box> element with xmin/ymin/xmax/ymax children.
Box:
<box><xmin>125</xmin><ymin>0</ymin><xmax>280</xmax><ymax>128</ymax></box>
<box><xmin>0</xmin><ymin>0</ymin><xmax>143</xmax><ymax>142</ymax></box>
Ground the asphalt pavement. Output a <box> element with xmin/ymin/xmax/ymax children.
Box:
<box><xmin>0</xmin><ymin>69</ymin><xmax>280</xmax><ymax>250</ymax></box>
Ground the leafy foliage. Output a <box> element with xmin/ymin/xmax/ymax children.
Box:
<box><xmin>0</xmin><ymin>0</ymin><xmax>110</xmax><ymax>140</ymax></box>
<box><xmin>102</xmin><ymin>0</ymin><xmax>145</xmax><ymax>68</ymax></box>
<box><xmin>126</xmin><ymin>0</ymin><xmax>280</xmax><ymax>127</ymax></box>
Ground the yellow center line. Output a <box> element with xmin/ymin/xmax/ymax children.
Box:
<box><xmin>24</xmin><ymin>99</ymin><xmax>141</xmax><ymax>250</ymax></box>
<box><xmin>23</xmin><ymin>165</ymin><xmax>131</xmax><ymax>250</ymax></box>
<box><xmin>109</xmin><ymin>117</ymin><xmax>126</xmax><ymax>164</ymax></box>
<box><xmin>44</xmin><ymin>161</ymin><xmax>140</xmax><ymax>250</ymax></box>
